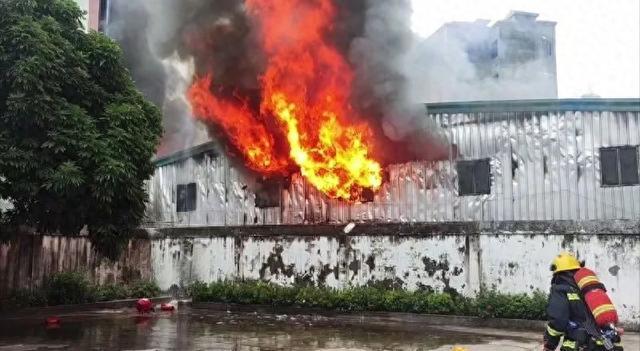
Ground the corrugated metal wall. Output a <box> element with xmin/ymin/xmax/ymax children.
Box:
<box><xmin>144</xmin><ymin>99</ymin><xmax>640</xmax><ymax>227</ymax></box>
<box><xmin>146</xmin><ymin>151</ymin><xmax>282</xmax><ymax>227</ymax></box>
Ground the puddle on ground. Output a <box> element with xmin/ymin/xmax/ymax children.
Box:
<box><xmin>0</xmin><ymin>309</ymin><xmax>496</xmax><ymax>351</ymax></box>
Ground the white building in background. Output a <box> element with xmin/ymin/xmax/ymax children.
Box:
<box><xmin>412</xmin><ymin>11</ymin><xmax>558</xmax><ymax>102</ymax></box>
<box><xmin>74</xmin><ymin>0</ymin><xmax>110</xmax><ymax>32</ymax></box>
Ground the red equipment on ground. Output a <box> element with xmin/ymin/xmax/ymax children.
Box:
<box><xmin>574</xmin><ymin>267</ymin><xmax>619</xmax><ymax>327</ymax></box>
<box><xmin>45</xmin><ymin>316</ymin><xmax>60</xmax><ymax>325</ymax></box>
<box><xmin>136</xmin><ymin>298</ymin><xmax>153</xmax><ymax>314</ymax></box>
<box><xmin>160</xmin><ymin>303</ymin><xmax>175</xmax><ymax>312</ymax></box>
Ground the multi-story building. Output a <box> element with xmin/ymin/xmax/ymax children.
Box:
<box><xmin>74</xmin><ymin>0</ymin><xmax>110</xmax><ymax>32</ymax></box>
<box><xmin>415</xmin><ymin>11</ymin><xmax>558</xmax><ymax>102</ymax></box>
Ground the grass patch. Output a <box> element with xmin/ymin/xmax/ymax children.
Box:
<box><xmin>188</xmin><ymin>280</ymin><xmax>547</xmax><ymax>320</ymax></box>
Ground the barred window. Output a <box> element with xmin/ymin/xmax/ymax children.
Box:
<box><xmin>600</xmin><ymin>146</ymin><xmax>639</xmax><ymax>186</ymax></box>
<box><xmin>177</xmin><ymin>183</ymin><xmax>197</xmax><ymax>212</ymax></box>
<box><xmin>457</xmin><ymin>159</ymin><xmax>491</xmax><ymax>196</ymax></box>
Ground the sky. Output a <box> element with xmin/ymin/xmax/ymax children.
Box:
<box><xmin>411</xmin><ymin>0</ymin><xmax>640</xmax><ymax>98</ymax></box>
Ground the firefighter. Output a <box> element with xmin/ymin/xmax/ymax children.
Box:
<box><xmin>543</xmin><ymin>252</ymin><xmax>623</xmax><ymax>351</ymax></box>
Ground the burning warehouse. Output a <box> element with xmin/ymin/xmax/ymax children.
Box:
<box><xmin>141</xmin><ymin>98</ymin><xmax>640</xmax><ymax>326</ymax></box>
<box><xmin>101</xmin><ymin>1</ymin><xmax>640</xmax><ymax>226</ymax></box>
<box><xmin>145</xmin><ymin>99</ymin><xmax>640</xmax><ymax>227</ymax></box>
<box><xmin>1</xmin><ymin>1</ymin><xmax>640</xmax><ymax>346</ymax></box>
<box><xmin>107</xmin><ymin>0</ymin><xmax>640</xmax><ymax>325</ymax></box>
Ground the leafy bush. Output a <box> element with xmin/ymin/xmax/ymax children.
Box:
<box><xmin>188</xmin><ymin>280</ymin><xmax>548</xmax><ymax>321</ymax></box>
<box><xmin>128</xmin><ymin>280</ymin><xmax>161</xmax><ymax>298</ymax></box>
<box><xmin>46</xmin><ymin>272</ymin><xmax>94</xmax><ymax>305</ymax></box>
<box><xmin>474</xmin><ymin>289</ymin><xmax>547</xmax><ymax>320</ymax></box>
<box><xmin>423</xmin><ymin>292</ymin><xmax>457</xmax><ymax>314</ymax></box>
<box><xmin>188</xmin><ymin>281</ymin><xmax>210</xmax><ymax>303</ymax></box>
<box><xmin>3</xmin><ymin>272</ymin><xmax>162</xmax><ymax>309</ymax></box>
<box><xmin>93</xmin><ymin>284</ymin><xmax>130</xmax><ymax>302</ymax></box>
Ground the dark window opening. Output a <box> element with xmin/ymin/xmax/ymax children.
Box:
<box><xmin>457</xmin><ymin>159</ymin><xmax>491</xmax><ymax>196</ymax></box>
<box><xmin>177</xmin><ymin>183</ymin><xmax>197</xmax><ymax>212</ymax></box>
<box><xmin>544</xmin><ymin>39</ymin><xmax>554</xmax><ymax>57</ymax></box>
<box><xmin>98</xmin><ymin>0</ymin><xmax>109</xmax><ymax>32</ymax></box>
<box><xmin>600</xmin><ymin>146</ymin><xmax>639</xmax><ymax>186</ymax></box>
<box><xmin>359</xmin><ymin>188</ymin><xmax>375</xmax><ymax>203</ymax></box>
<box><xmin>255</xmin><ymin>179</ymin><xmax>281</xmax><ymax>208</ymax></box>
<box><xmin>491</xmin><ymin>40</ymin><xmax>498</xmax><ymax>59</ymax></box>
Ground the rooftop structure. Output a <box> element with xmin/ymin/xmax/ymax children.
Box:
<box><xmin>415</xmin><ymin>11</ymin><xmax>557</xmax><ymax>102</ymax></box>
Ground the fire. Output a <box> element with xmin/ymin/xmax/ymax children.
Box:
<box><xmin>187</xmin><ymin>76</ymin><xmax>288</xmax><ymax>174</ymax></box>
<box><xmin>188</xmin><ymin>0</ymin><xmax>382</xmax><ymax>200</ymax></box>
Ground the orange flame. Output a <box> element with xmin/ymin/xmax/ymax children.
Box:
<box><xmin>188</xmin><ymin>0</ymin><xmax>382</xmax><ymax>200</ymax></box>
<box><xmin>188</xmin><ymin>76</ymin><xmax>288</xmax><ymax>174</ymax></box>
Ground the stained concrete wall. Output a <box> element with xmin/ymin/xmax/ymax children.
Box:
<box><xmin>0</xmin><ymin>235</ymin><xmax>152</xmax><ymax>297</ymax></box>
<box><xmin>149</xmin><ymin>221</ymin><xmax>640</xmax><ymax>325</ymax></box>
<box><xmin>2</xmin><ymin>221</ymin><xmax>638</xmax><ymax>325</ymax></box>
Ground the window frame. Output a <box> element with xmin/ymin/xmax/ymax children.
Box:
<box><xmin>176</xmin><ymin>183</ymin><xmax>197</xmax><ymax>213</ymax></box>
<box><xmin>599</xmin><ymin>145</ymin><xmax>640</xmax><ymax>187</ymax></box>
<box><xmin>457</xmin><ymin>158</ymin><xmax>492</xmax><ymax>196</ymax></box>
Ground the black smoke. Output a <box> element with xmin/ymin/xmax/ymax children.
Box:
<box><xmin>107</xmin><ymin>0</ymin><xmax>447</xmax><ymax>162</ymax></box>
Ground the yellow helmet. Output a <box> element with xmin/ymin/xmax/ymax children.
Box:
<box><xmin>550</xmin><ymin>252</ymin><xmax>583</xmax><ymax>273</ymax></box>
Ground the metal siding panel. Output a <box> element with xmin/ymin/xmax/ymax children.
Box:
<box><xmin>566</xmin><ymin>111</ymin><xmax>579</xmax><ymax>220</ymax></box>
<box><xmin>532</xmin><ymin>113</ymin><xmax>544</xmax><ymax>220</ymax></box>
<box><xmin>509</xmin><ymin>114</ymin><xmax>522</xmax><ymax>220</ymax></box>
<box><xmin>539</xmin><ymin>112</ymin><xmax>550</xmax><ymax>220</ymax></box>
<box><xmin>600</xmin><ymin>112</ymin><xmax>616</xmax><ymax>219</ymax></box>
<box><xmin>500</xmin><ymin>116</ymin><xmax>512</xmax><ymax>221</ymax></box>
<box><xmin>142</xmin><ymin>104</ymin><xmax>640</xmax><ymax>228</ymax></box>
<box><xmin>628</xmin><ymin>112</ymin><xmax>640</xmax><ymax>217</ymax></box>
<box><xmin>575</xmin><ymin>111</ymin><xmax>589</xmax><ymax>220</ymax></box>
<box><xmin>583</xmin><ymin>111</ymin><xmax>596</xmax><ymax>219</ymax></box>
<box><xmin>593</xmin><ymin>111</ymin><xmax>605</xmax><ymax>219</ymax></box>
<box><xmin>613</xmin><ymin>113</ymin><xmax>625</xmax><ymax>218</ymax></box>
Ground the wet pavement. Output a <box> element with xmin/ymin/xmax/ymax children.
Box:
<box><xmin>0</xmin><ymin>307</ymin><xmax>637</xmax><ymax>351</ymax></box>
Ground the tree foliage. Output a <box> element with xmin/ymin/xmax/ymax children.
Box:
<box><xmin>0</xmin><ymin>0</ymin><xmax>162</xmax><ymax>258</ymax></box>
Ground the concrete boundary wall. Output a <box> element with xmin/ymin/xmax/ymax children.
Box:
<box><xmin>148</xmin><ymin>221</ymin><xmax>640</xmax><ymax>325</ymax></box>
<box><xmin>2</xmin><ymin>221</ymin><xmax>638</xmax><ymax>325</ymax></box>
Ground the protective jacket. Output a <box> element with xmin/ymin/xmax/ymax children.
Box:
<box><xmin>544</xmin><ymin>272</ymin><xmax>623</xmax><ymax>351</ymax></box>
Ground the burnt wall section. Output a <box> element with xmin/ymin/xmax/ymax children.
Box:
<box><xmin>148</xmin><ymin>220</ymin><xmax>640</xmax><ymax>324</ymax></box>
<box><xmin>0</xmin><ymin>235</ymin><xmax>153</xmax><ymax>297</ymax></box>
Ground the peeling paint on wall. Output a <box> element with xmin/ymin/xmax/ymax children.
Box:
<box><xmin>2</xmin><ymin>222</ymin><xmax>637</xmax><ymax>325</ymax></box>
<box><xmin>478</xmin><ymin>233</ymin><xmax>640</xmax><ymax>323</ymax></box>
<box><xmin>147</xmin><ymin>223</ymin><xmax>640</xmax><ymax>324</ymax></box>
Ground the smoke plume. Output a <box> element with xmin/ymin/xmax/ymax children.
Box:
<box><xmin>403</xmin><ymin>17</ymin><xmax>558</xmax><ymax>103</ymax></box>
<box><xmin>107</xmin><ymin>0</ymin><xmax>447</xmax><ymax>163</ymax></box>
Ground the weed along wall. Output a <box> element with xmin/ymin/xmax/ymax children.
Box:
<box><xmin>149</xmin><ymin>221</ymin><xmax>640</xmax><ymax>325</ymax></box>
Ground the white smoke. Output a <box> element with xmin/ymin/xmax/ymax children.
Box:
<box><xmin>402</xmin><ymin>16</ymin><xmax>558</xmax><ymax>103</ymax></box>
<box><xmin>107</xmin><ymin>1</ymin><xmax>209</xmax><ymax>157</ymax></box>
<box><xmin>348</xmin><ymin>0</ymin><xmax>447</xmax><ymax>161</ymax></box>
<box><xmin>158</xmin><ymin>55</ymin><xmax>209</xmax><ymax>157</ymax></box>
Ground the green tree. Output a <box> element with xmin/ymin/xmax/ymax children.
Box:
<box><xmin>0</xmin><ymin>0</ymin><xmax>162</xmax><ymax>258</ymax></box>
